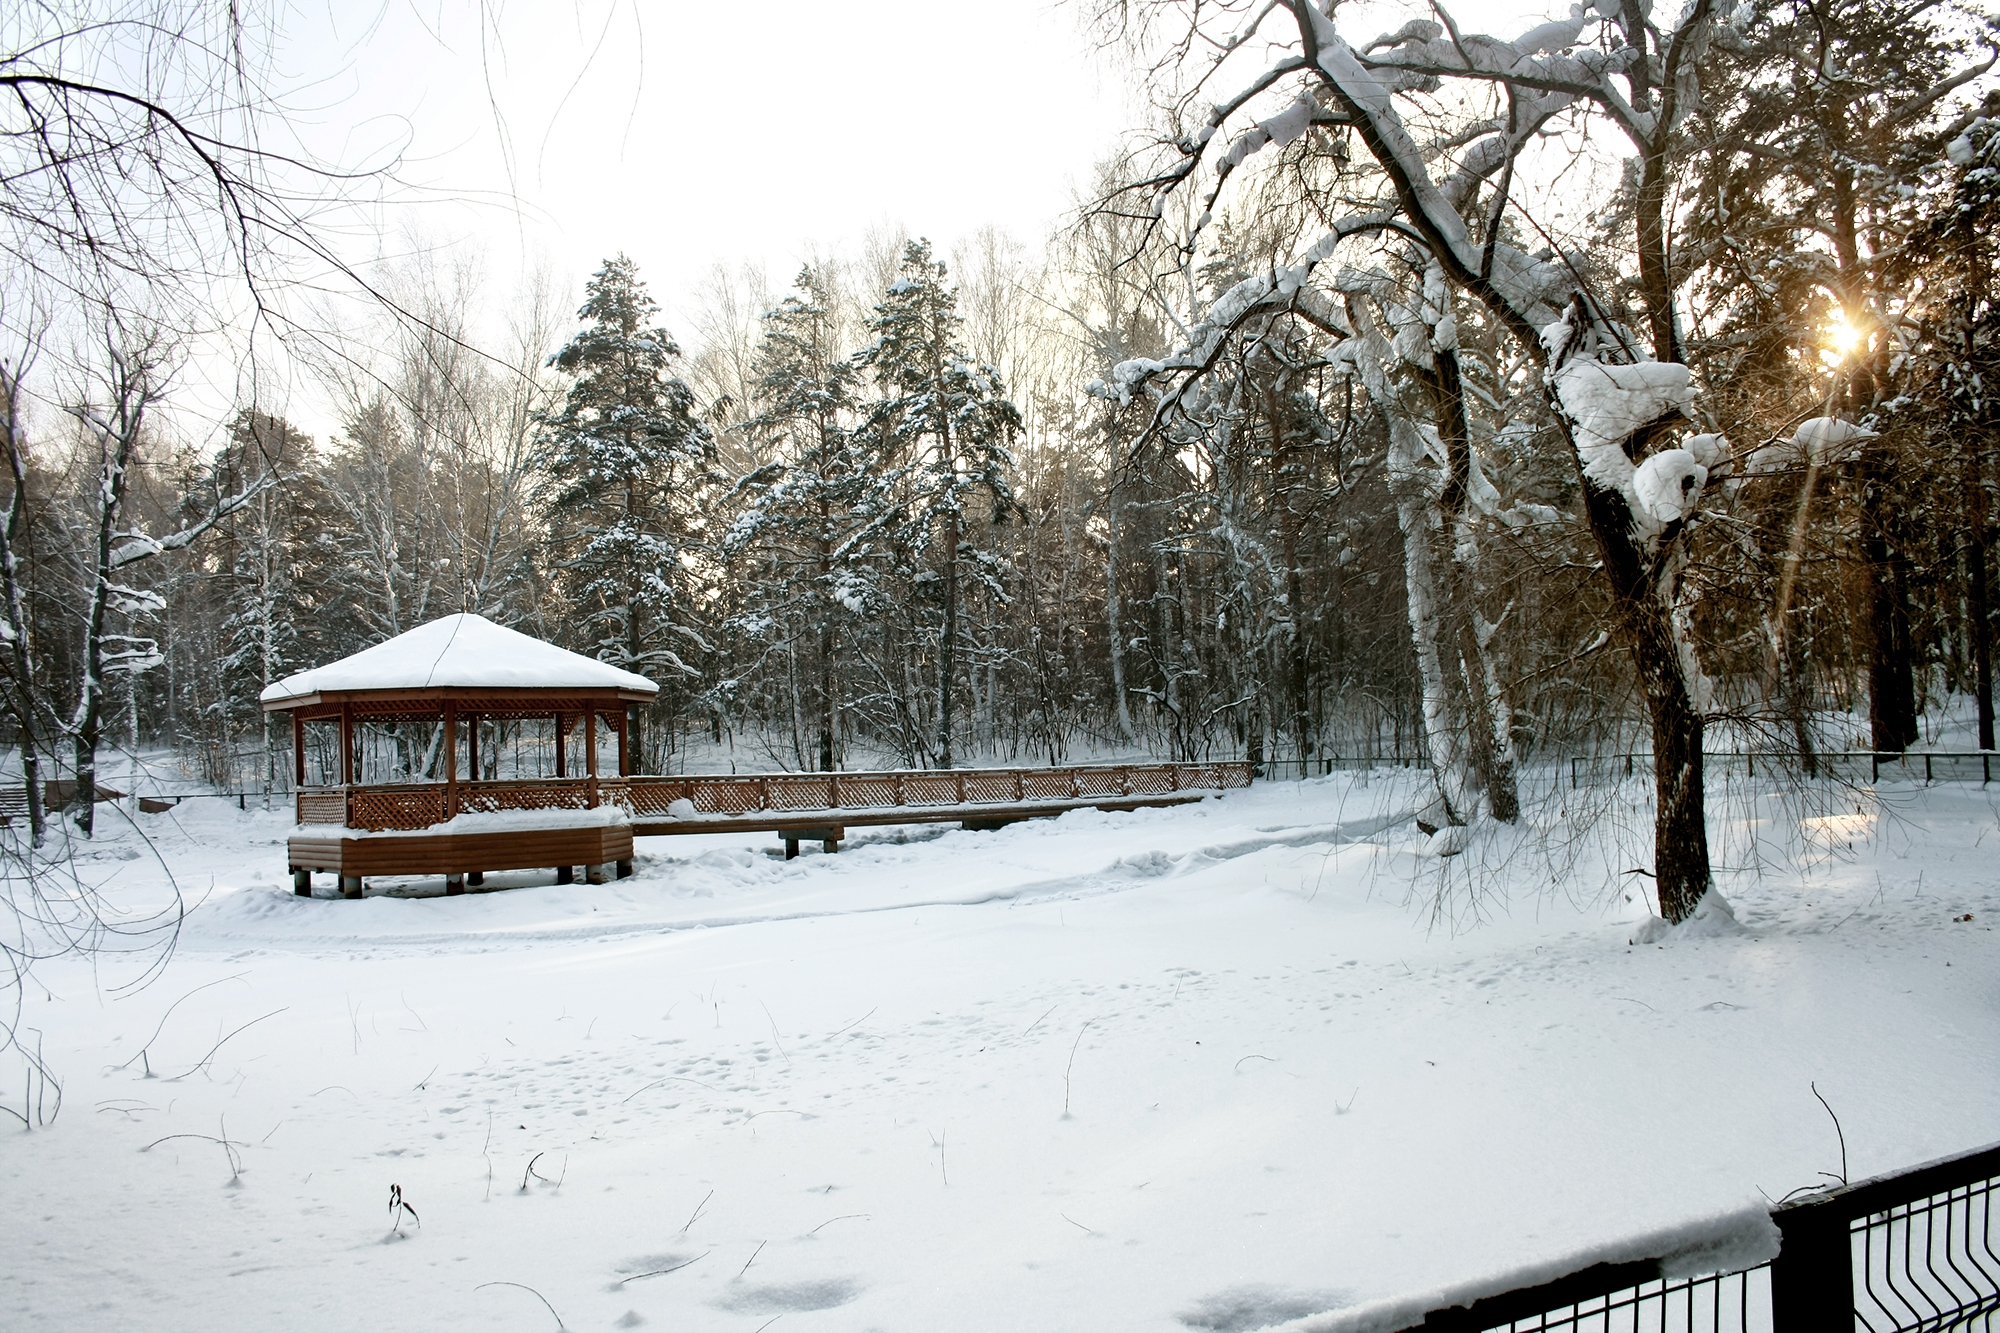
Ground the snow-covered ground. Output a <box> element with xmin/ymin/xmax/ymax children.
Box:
<box><xmin>1</xmin><ymin>767</ymin><xmax>1994</xmax><ymax>1332</ymax></box>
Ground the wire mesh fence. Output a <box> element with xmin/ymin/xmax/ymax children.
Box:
<box><xmin>1383</xmin><ymin>1142</ymin><xmax>1997</xmax><ymax>1333</ymax></box>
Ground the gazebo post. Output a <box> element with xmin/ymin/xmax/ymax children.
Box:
<box><xmin>553</xmin><ymin>710</ymin><xmax>572</xmax><ymax>884</ymax></box>
<box><xmin>292</xmin><ymin>711</ymin><xmax>305</xmax><ymax>791</ymax></box>
<box><xmin>468</xmin><ymin>712</ymin><xmax>480</xmax><ymax>782</ymax></box>
<box><xmin>614</xmin><ymin>706</ymin><xmax>634</xmax><ymax>880</ymax></box>
<box><xmin>443</xmin><ymin>700</ymin><xmax>458</xmax><ymax>820</ymax></box>
<box><xmin>339</xmin><ymin>701</ymin><xmax>355</xmax><ymax>795</ymax></box>
<box><xmin>585</xmin><ymin>709</ymin><xmax>599</xmax><ymax>806</ymax></box>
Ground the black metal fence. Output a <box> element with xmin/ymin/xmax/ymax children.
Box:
<box><xmin>1390</xmin><ymin>1141</ymin><xmax>1997</xmax><ymax>1333</ymax></box>
<box><xmin>1250</xmin><ymin>751</ymin><xmax>2000</xmax><ymax>785</ymax></box>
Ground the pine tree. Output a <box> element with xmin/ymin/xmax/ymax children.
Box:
<box><xmin>725</xmin><ymin>266</ymin><xmax>867</xmax><ymax>770</ymax></box>
<box><xmin>534</xmin><ymin>255</ymin><xmax>715</xmax><ymax>767</ymax></box>
<box><xmin>856</xmin><ymin>240</ymin><xmax>1021</xmax><ymax>767</ymax></box>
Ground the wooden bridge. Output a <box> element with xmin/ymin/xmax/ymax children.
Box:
<box><xmin>289</xmin><ymin>761</ymin><xmax>1252</xmax><ymax>894</ymax></box>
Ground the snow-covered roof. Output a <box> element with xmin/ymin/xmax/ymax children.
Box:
<box><xmin>259</xmin><ymin>614</ymin><xmax>657</xmax><ymax>706</ymax></box>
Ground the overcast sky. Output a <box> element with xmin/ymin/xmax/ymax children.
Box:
<box><xmin>288</xmin><ymin>1</ymin><xmax>1147</xmax><ymax>326</ymax></box>
<box><xmin>169</xmin><ymin>0</ymin><xmax>1556</xmax><ymax>436</ymax></box>
<box><xmin>286</xmin><ymin>1</ymin><xmax>1543</xmax><ymax>317</ymax></box>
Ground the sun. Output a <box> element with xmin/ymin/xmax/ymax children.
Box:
<box><xmin>1823</xmin><ymin>312</ymin><xmax>1867</xmax><ymax>362</ymax></box>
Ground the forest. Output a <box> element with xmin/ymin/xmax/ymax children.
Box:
<box><xmin>4</xmin><ymin>0</ymin><xmax>1999</xmax><ymax>920</ymax></box>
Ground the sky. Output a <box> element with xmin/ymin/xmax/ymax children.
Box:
<box><xmin>277</xmin><ymin>0</ymin><xmax>1547</xmax><ymax>323</ymax></box>
<box><xmin>154</xmin><ymin>0</ymin><xmax>1559</xmax><ymax>437</ymax></box>
<box><xmin>284</xmin><ymin>1</ymin><xmax>1150</xmax><ymax>325</ymax></box>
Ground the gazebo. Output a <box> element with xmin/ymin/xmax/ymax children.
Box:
<box><xmin>262</xmin><ymin>613</ymin><xmax>658</xmax><ymax>898</ymax></box>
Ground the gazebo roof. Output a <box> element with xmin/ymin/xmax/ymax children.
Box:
<box><xmin>260</xmin><ymin>614</ymin><xmax>658</xmax><ymax>709</ymax></box>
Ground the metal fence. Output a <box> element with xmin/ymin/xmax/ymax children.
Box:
<box><xmin>1247</xmin><ymin>750</ymin><xmax>2000</xmax><ymax>786</ymax></box>
<box><xmin>1391</xmin><ymin>1141</ymin><xmax>1997</xmax><ymax>1332</ymax></box>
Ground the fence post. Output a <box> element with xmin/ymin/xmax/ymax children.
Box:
<box><xmin>1872</xmin><ymin>752</ymin><xmax>1880</xmax><ymax>783</ymax></box>
<box><xmin>1926</xmin><ymin>753</ymin><xmax>1933</xmax><ymax>783</ymax></box>
<box><xmin>1747</xmin><ymin>750</ymin><xmax>1754</xmax><ymax>779</ymax></box>
<box><xmin>1770</xmin><ymin>1198</ymin><xmax>1852</xmax><ymax>1333</ymax></box>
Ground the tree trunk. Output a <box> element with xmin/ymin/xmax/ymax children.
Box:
<box><xmin>1575</xmin><ymin>466</ymin><xmax>1712</xmax><ymax>923</ymax></box>
<box><xmin>1861</xmin><ymin>444</ymin><xmax>1919</xmax><ymax>752</ymax></box>
<box><xmin>0</xmin><ymin>370</ymin><xmax>45</xmax><ymax>843</ymax></box>
<box><xmin>1966</xmin><ymin>440</ymin><xmax>1994</xmax><ymax>750</ymax></box>
<box><xmin>939</xmin><ymin>506</ymin><xmax>959</xmax><ymax>768</ymax></box>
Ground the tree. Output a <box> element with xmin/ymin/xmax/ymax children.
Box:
<box><xmin>1094</xmin><ymin>0</ymin><xmax>1746</xmax><ymax>919</ymax></box>
<box><xmin>856</xmin><ymin>240</ymin><xmax>1022</xmax><ymax>768</ymax></box>
<box><xmin>1684</xmin><ymin>0</ymin><xmax>1997</xmax><ymax>755</ymax></box>
<box><xmin>534</xmin><ymin>256</ymin><xmax>715</xmax><ymax>768</ymax></box>
<box><xmin>724</xmin><ymin>267</ymin><xmax>868</xmax><ymax>770</ymax></box>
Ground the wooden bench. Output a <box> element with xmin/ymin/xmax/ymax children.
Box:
<box><xmin>288</xmin><ymin>824</ymin><xmax>635</xmax><ymax>898</ymax></box>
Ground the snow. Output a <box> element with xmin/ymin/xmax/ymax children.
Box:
<box><xmin>259</xmin><ymin>613</ymin><xmax>659</xmax><ymax>704</ymax></box>
<box><xmin>1790</xmin><ymin>416</ymin><xmax>1875</xmax><ymax>466</ymax></box>
<box><xmin>1554</xmin><ymin>360</ymin><xmax>1695</xmax><ymax>485</ymax></box>
<box><xmin>4</xmin><ymin>769</ymin><xmax>1997</xmax><ymax>1332</ymax></box>
<box><xmin>327</xmin><ymin>805</ymin><xmax>632</xmax><ymax>839</ymax></box>
<box><xmin>1631</xmin><ymin>448</ymin><xmax>1707</xmax><ymax>525</ymax></box>
<box><xmin>1274</xmin><ymin>1201</ymin><xmax>1779</xmax><ymax>1332</ymax></box>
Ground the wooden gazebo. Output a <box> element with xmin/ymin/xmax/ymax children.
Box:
<box><xmin>262</xmin><ymin>613</ymin><xmax>657</xmax><ymax>898</ymax></box>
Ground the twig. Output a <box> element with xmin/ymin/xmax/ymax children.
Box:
<box><xmin>110</xmin><ymin>973</ymin><xmax>246</xmax><ymax>1073</ymax></box>
<box><xmin>1336</xmin><ymin>1087</ymin><xmax>1360</xmax><ymax>1114</ymax></box>
<box><xmin>826</xmin><ymin>1007</ymin><xmax>875</xmax><ymax>1039</ymax></box>
<box><xmin>618</xmin><ymin>1253</ymin><xmax>706</xmax><ymax>1284</ymax></box>
<box><xmin>737</xmin><ymin>1239</ymin><xmax>766</xmax><ymax>1279</ymax></box>
<box><xmin>1234</xmin><ymin>1053</ymin><xmax>1275</xmax><ymax>1071</ymax></box>
<box><xmin>752</xmin><ymin>1317</ymin><xmax>784</xmax><ymax>1333</ymax></box>
<box><xmin>807</xmin><ymin>1214</ymin><xmax>869</xmax><ymax>1235</ymax></box>
<box><xmin>1062</xmin><ymin>1212</ymin><xmax>1097</xmax><ymax>1235</ymax></box>
<box><xmin>678</xmin><ymin>1188</ymin><xmax>713</xmax><ymax>1235</ymax></box>
<box><xmin>413</xmin><ymin>1064</ymin><xmax>438</xmax><ymax>1091</ymax></box>
<box><xmin>166</xmin><ymin>1007</ymin><xmax>286</xmax><ymax>1081</ymax></box>
<box><xmin>1022</xmin><ymin>1004</ymin><xmax>1058</xmax><ymax>1037</ymax></box>
<box><xmin>476</xmin><ymin>1281</ymin><xmax>564</xmax><ymax>1330</ymax></box>
<box><xmin>760</xmin><ymin>1002</ymin><xmax>790</xmax><ymax>1068</ymax></box>
<box><xmin>1063</xmin><ymin>1021</ymin><xmax>1093</xmax><ymax>1116</ymax></box>
<box><xmin>620</xmin><ymin>1075</ymin><xmax>719</xmax><ymax>1104</ymax></box>
<box><xmin>140</xmin><ymin>1131</ymin><xmax>241</xmax><ymax>1178</ymax></box>
<box><xmin>521</xmin><ymin>1151</ymin><xmax>563</xmax><ymax>1191</ymax></box>
<box><xmin>1811</xmin><ymin>1081</ymin><xmax>1849</xmax><ymax>1185</ymax></box>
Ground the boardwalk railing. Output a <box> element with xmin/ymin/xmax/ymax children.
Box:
<box><xmin>1381</xmin><ymin>1140</ymin><xmax>1998</xmax><ymax>1333</ymax></box>
<box><xmin>297</xmin><ymin>762</ymin><xmax>1253</xmax><ymax>831</ymax></box>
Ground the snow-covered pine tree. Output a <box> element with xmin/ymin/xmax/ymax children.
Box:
<box><xmin>534</xmin><ymin>255</ymin><xmax>715</xmax><ymax>769</ymax></box>
<box><xmin>856</xmin><ymin>240</ymin><xmax>1022</xmax><ymax>768</ymax></box>
<box><xmin>725</xmin><ymin>266</ymin><xmax>867</xmax><ymax>771</ymax></box>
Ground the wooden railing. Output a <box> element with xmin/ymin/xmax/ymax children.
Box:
<box><xmin>295</xmin><ymin>762</ymin><xmax>1252</xmax><ymax>831</ymax></box>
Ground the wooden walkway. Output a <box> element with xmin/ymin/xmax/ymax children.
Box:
<box><xmin>619</xmin><ymin>761</ymin><xmax>1250</xmax><ymax>852</ymax></box>
<box><xmin>288</xmin><ymin>761</ymin><xmax>1252</xmax><ymax>886</ymax></box>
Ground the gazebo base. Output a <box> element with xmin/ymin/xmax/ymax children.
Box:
<box><xmin>289</xmin><ymin>824</ymin><xmax>635</xmax><ymax>898</ymax></box>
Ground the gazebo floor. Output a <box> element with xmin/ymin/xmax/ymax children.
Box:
<box><xmin>289</xmin><ymin>824</ymin><xmax>634</xmax><ymax>898</ymax></box>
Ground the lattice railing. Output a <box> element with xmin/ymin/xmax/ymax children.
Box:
<box><xmin>296</xmin><ymin>791</ymin><xmax>346</xmax><ymax>825</ymax></box>
<box><xmin>294</xmin><ymin>763</ymin><xmax>1251</xmax><ymax>830</ymax></box>
<box><xmin>347</xmin><ymin>786</ymin><xmax>448</xmax><ymax>831</ymax></box>
<box><xmin>627</xmin><ymin>762</ymin><xmax>1250</xmax><ymax>818</ymax></box>
<box><xmin>457</xmin><ymin>779</ymin><xmax>595</xmax><ymax>815</ymax></box>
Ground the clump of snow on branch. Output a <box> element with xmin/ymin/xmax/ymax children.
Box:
<box><xmin>1790</xmin><ymin>416</ymin><xmax>1876</xmax><ymax>465</ymax></box>
<box><xmin>1552</xmin><ymin>359</ymin><xmax>1695</xmax><ymax>490</ymax></box>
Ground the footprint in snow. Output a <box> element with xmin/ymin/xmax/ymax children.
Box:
<box><xmin>714</xmin><ymin>1277</ymin><xmax>862</xmax><ymax>1315</ymax></box>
